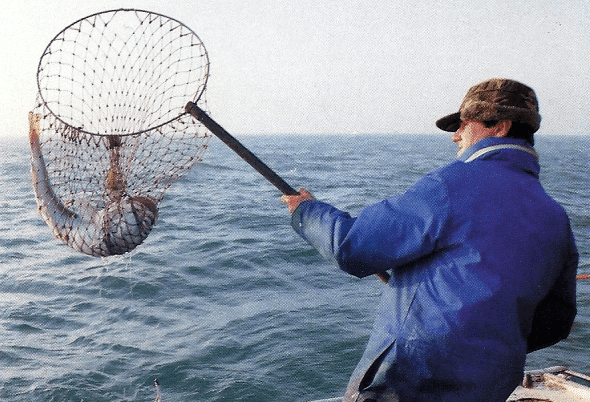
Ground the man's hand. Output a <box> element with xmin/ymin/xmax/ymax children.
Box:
<box><xmin>281</xmin><ymin>188</ymin><xmax>315</xmax><ymax>213</ymax></box>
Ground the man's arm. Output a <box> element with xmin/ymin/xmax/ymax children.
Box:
<box><xmin>280</xmin><ymin>175</ymin><xmax>451</xmax><ymax>278</ymax></box>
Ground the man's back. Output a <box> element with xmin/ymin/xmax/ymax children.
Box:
<box><xmin>340</xmin><ymin>138</ymin><xmax>577</xmax><ymax>401</ymax></box>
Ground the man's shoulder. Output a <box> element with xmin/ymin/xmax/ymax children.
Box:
<box><xmin>432</xmin><ymin>154</ymin><xmax>513</xmax><ymax>182</ymax></box>
<box><xmin>424</xmin><ymin>158</ymin><xmax>505</xmax><ymax>197</ymax></box>
<box><xmin>426</xmin><ymin>160</ymin><xmax>470</xmax><ymax>184</ymax></box>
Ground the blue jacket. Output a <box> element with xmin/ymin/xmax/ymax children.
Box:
<box><xmin>291</xmin><ymin>137</ymin><xmax>578</xmax><ymax>402</ymax></box>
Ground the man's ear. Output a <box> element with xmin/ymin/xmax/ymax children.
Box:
<box><xmin>493</xmin><ymin>120</ymin><xmax>512</xmax><ymax>137</ymax></box>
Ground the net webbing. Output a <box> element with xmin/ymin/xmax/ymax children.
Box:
<box><xmin>30</xmin><ymin>9</ymin><xmax>211</xmax><ymax>257</ymax></box>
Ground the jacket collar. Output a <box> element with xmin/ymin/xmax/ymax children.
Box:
<box><xmin>458</xmin><ymin>137</ymin><xmax>540</xmax><ymax>176</ymax></box>
<box><xmin>458</xmin><ymin>137</ymin><xmax>537</xmax><ymax>162</ymax></box>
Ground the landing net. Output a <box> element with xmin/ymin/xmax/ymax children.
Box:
<box><xmin>30</xmin><ymin>9</ymin><xmax>211</xmax><ymax>257</ymax></box>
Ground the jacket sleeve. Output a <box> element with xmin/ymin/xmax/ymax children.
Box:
<box><xmin>291</xmin><ymin>174</ymin><xmax>450</xmax><ymax>278</ymax></box>
<box><xmin>527</xmin><ymin>228</ymin><xmax>578</xmax><ymax>353</ymax></box>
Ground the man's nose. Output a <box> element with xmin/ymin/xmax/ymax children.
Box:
<box><xmin>451</xmin><ymin>131</ymin><xmax>461</xmax><ymax>142</ymax></box>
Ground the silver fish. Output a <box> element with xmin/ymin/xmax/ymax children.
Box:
<box><xmin>154</xmin><ymin>378</ymin><xmax>163</xmax><ymax>402</ymax></box>
<box><xmin>29</xmin><ymin>112</ymin><xmax>158</xmax><ymax>257</ymax></box>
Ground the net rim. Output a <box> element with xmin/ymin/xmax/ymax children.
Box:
<box><xmin>35</xmin><ymin>8</ymin><xmax>210</xmax><ymax>137</ymax></box>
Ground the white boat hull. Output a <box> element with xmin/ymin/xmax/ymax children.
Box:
<box><xmin>309</xmin><ymin>367</ymin><xmax>590</xmax><ymax>402</ymax></box>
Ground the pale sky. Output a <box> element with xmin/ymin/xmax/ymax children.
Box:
<box><xmin>1</xmin><ymin>0</ymin><xmax>589</xmax><ymax>138</ymax></box>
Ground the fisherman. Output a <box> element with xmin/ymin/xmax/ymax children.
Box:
<box><xmin>281</xmin><ymin>78</ymin><xmax>578</xmax><ymax>402</ymax></box>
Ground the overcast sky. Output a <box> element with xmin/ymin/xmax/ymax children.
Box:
<box><xmin>1</xmin><ymin>0</ymin><xmax>589</xmax><ymax>138</ymax></box>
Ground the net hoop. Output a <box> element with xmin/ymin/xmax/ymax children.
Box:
<box><xmin>30</xmin><ymin>9</ymin><xmax>212</xmax><ymax>257</ymax></box>
<box><xmin>36</xmin><ymin>8</ymin><xmax>210</xmax><ymax>137</ymax></box>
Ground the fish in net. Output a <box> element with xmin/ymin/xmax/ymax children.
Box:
<box><xmin>29</xmin><ymin>9</ymin><xmax>211</xmax><ymax>257</ymax></box>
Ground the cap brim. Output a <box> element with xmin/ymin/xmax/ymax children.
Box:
<box><xmin>436</xmin><ymin>112</ymin><xmax>461</xmax><ymax>132</ymax></box>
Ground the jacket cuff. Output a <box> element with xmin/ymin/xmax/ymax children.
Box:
<box><xmin>290</xmin><ymin>199</ymin><xmax>314</xmax><ymax>239</ymax></box>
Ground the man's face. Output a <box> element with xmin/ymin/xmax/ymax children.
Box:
<box><xmin>451</xmin><ymin>120</ymin><xmax>496</xmax><ymax>157</ymax></box>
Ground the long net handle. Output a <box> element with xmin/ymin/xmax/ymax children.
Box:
<box><xmin>186</xmin><ymin>102</ymin><xmax>298</xmax><ymax>196</ymax></box>
<box><xmin>186</xmin><ymin>102</ymin><xmax>392</xmax><ymax>284</ymax></box>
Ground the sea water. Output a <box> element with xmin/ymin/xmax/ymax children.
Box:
<box><xmin>1</xmin><ymin>133</ymin><xmax>589</xmax><ymax>401</ymax></box>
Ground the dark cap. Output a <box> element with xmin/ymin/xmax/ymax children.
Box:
<box><xmin>436</xmin><ymin>78</ymin><xmax>541</xmax><ymax>133</ymax></box>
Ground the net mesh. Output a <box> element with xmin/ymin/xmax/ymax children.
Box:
<box><xmin>30</xmin><ymin>9</ymin><xmax>211</xmax><ymax>257</ymax></box>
